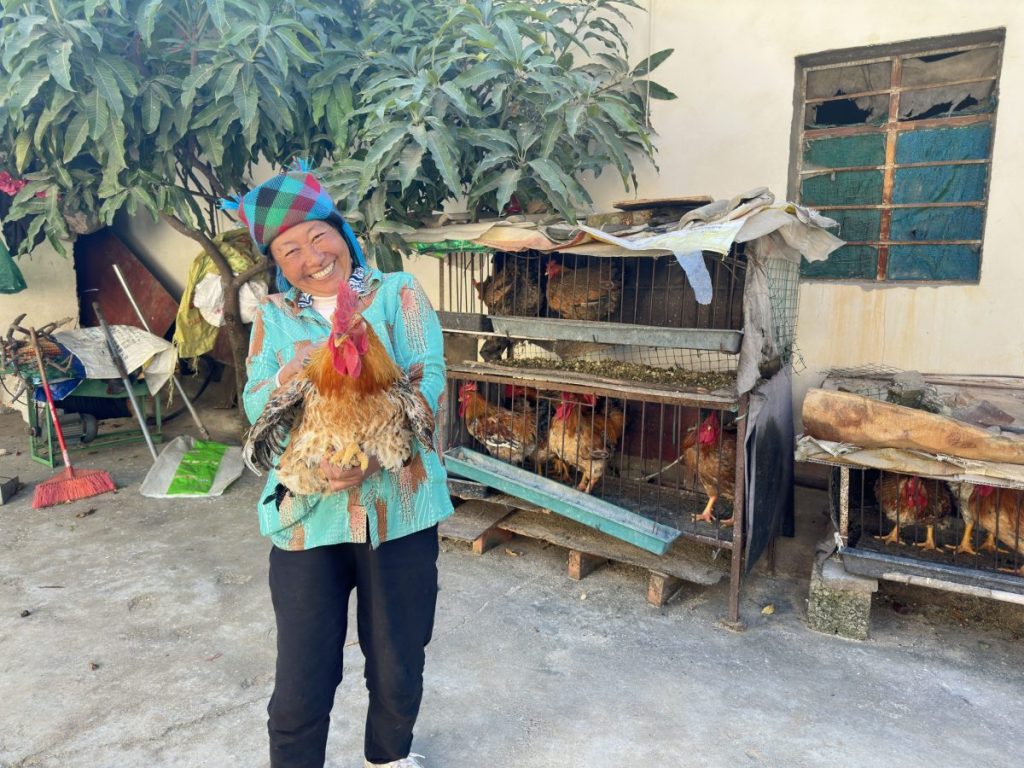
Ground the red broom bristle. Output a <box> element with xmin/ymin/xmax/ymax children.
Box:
<box><xmin>32</xmin><ymin>468</ymin><xmax>116</xmax><ymax>509</ymax></box>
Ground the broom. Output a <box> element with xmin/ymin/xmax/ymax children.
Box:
<box><xmin>29</xmin><ymin>327</ymin><xmax>116</xmax><ymax>508</ymax></box>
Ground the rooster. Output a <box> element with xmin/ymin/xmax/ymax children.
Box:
<box><xmin>537</xmin><ymin>392</ymin><xmax>624</xmax><ymax>494</ymax></box>
<box><xmin>545</xmin><ymin>259</ymin><xmax>621</xmax><ymax>321</ymax></box>
<box><xmin>873</xmin><ymin>474</ymin><xmax>952</xmax><ymax>551</ymax></box>
<box><xmin>243</xmin><ymin>282</ymin><xmax>433</xmax><ymax>495</ymax></box>
<box><xmin>474</xmin><ymin>254</ymin><xmax>542</xmax><ymax>361</ymax></box>
<box><xmin>684</xmin><ymin>412</ymin><xmax>738</xmax><ymax>526</ymax></box>
<box><xmin>950</xmin><ymin>485</ymin><xmax>1024</xmax><ymax>573</ymax></box>
<box><xmin>458</xmin><ymin>381</ymin><xmax>539</xmax><ymax>465</ymax></box>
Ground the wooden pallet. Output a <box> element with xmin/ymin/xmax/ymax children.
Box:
<box><xmin>440</xmin><ymin>499</ymin><xmax>728</xmax><ymax>606</ymax></box>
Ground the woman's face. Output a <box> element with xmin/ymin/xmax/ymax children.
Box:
<box><xmin>269</xmin><ymin>219</ymin><xmax>352</xmax><ymax>296</ymax></box>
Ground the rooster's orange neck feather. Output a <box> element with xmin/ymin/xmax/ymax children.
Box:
<box><xmin>306</xmin><ymin>324</ymin><xmax>400</xmax><ymax>396</ymax></box>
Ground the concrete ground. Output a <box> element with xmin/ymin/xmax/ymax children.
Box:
<box><xmin>1</xmin><ymin>405</ymin><xmax>1022</xmax><ymax>768</ymax></box>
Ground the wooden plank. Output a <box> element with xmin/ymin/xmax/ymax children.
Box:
<box><xmin>612</xmin><ymin>196</ymin><xmax>713</xmax><ymax>211</ymax></box>
<box><xmin>567</xmin><ymin>550</ymin><xmax>608</xmax><ymax>581</ymax></box>
<box><xmin>439</xmin><ymin>499</ymin><xmax>515</xmax><ymax>543</ymax></box>
<box><xmin>497</xmin><ymin>509</ymin><xmax>726</xmax><ymax>586</ymax></box>
<box><xmin>489</xmin><ymin>316</ymin><xmax>743</xmax><ymax>353</ymax></box>
<box><xmin>472</xmin><ymin>527</ymin><xmax>514</xmax><ymax>556</ymax></box>
<box><xmin>445</xmin><ymin>447</ymin><xmax>681</xmax><ymax>555</ymax></box>
<box><xmin>647</xmin><ymin>571</ymin><xmax>686</xmax><ymax>606</ymax></box>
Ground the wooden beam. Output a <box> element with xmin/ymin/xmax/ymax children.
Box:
<box><xmin>568</xmin><ymin>550</ymin><xmax>609</xmax><ymax>581</ymax></box>
<box><xmin>647</xmin><ymin>571</ymin><xmax>685</xmax><ymax>606</ymax></box>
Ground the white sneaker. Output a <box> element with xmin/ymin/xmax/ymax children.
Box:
<box><xmin>364</xmin><ymin>754</ymin><xmax>425</xmax><ymax>768</ymax></box>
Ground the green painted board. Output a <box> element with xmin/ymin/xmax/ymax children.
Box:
<box><xmin>801</xmin><ymin>245</ymin><xmax>877</xmax><ymax>279</ymax></box>
<box><xmin>892</xmin><ymin>164</ymin><xmax>988</xmax><ymax>204</ymax></box>
<box><xmin>803</xmin><ymin>133</ymin><xmax>886</xmax><ymax>169</ymax></box>
<box><xmin>886</xmin><ymin>245</ymin><xmax>981</xmax><ymax>281</ymax></box>
<box><xmin>889</xmin><ymin>206</ymin><xmax>984</xmax><ymax>242</ymax></box>
<box><xmin>801</xmin><ymin>170</ymin><xmax>884</xmax><ymax>206</ymax></box>
<box><xmin>895</xmin><ymin>124</ymin><xmax>992</xmax><ymax>164</ymax></box>
<box><xmin>444</xmin><ymin>447</ymin><xmax>680</xmax><ymax>555</ymax></box>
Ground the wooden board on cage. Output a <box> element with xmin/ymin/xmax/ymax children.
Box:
<box><xmin>450</xmin><ymin>373</ymin><xmax>742</xmax><ymax>549</ymax></box>
<box><xmin>835</xmin><ymin>468</ymin><xmax>1024</xmax><ymax>577</ymax></box>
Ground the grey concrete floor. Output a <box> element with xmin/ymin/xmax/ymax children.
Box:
<box><xmin>1</xmin><ymin>407</ymin><xmax>1022</xmax><ymax>768</ymax></box>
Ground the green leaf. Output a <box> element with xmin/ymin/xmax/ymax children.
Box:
<box><xmin>182</xmin><ymin>64</ymin><xmax>216</xmax><ymax>108</ymax></box>
<box><xmin>495</xmin><ymin>167</ymin><xmax>522</xmax><ymax>215</ymax></box>
<box><xmin>397</xmin><ymin>143</ymin><xmax>425</xmax><ymax>192</ymax></box>
<box><xmin>233</xmin><ymin>69</ymin><xmax>258</xmax><ymax>127</ymax></box>
<box><xmin>137</xmin><ymin>0</ymin><xmax>162</xmax><ymax>45</ymax></box>
<box><xmin>85</xmin><ymin>88</ymin><xmax>110</xmax><ymax>139</ymax></box>
<box><xmin>454</xmin><ymin>60</ymin><xmax>505</xmax><ymax>89</ymax></box>
<box><xmin>10</xmin><ymin>68</ymin><xmax>50</xmax><ymax>110</ymax></box>
<box><xmin>94</xmin><ymin>60</ymin><xmax>124</xmax><ymax>119</ymax></box>
<box><xmin>63</xmin><ymin>112</ymin><xmax>89</xmax><ymax>161</ymax></box>
<box><xmin>47</xmin><ymin>41</ymin><xmax>73</xmax><ymax>91</ymax></box>
<box><xmin>216</xmin><ymin>62</ymin><xmax>243</xmax><ymax>100</ymax></box>
<box><xmin>631</xmin><ymin>48</ymin><xmax>673</xmax><ymax>77</ymax></box>
<box><xmin>643</xmin><ymin>81</ymin><xmax>678</xmax><ymax>100</ymax></box>
<box><xmin>424</xmin><ymin>126</ymin><xmax>461</xmax><ymax>197</ymax></box>
<box><xmin>15</xmin><ymin>132</ymin><xmax>32</xmax><ymax>172</ymax></box>
<box><xmin>275</xmin><ymin>27</ymin><xmax>317</xmax><ymax>64</ymax></box>
<box><xmin>142</xmin><ymin>86</ymin><xmax>161</xmax><ymax>133</ymax></box>
<box><xmin>206</xmin><ymin>0</ymin><xmax>227</xmax><ymax>31</ymax></box>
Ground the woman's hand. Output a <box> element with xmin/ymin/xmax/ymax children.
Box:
<box><xmin>277</xmin><ymin>340</ymin><xmax>322</xmax><ymax>386</ymax></box>
<box><xmin>320</xmin><ymin>455</ymin><xmax>382</xmax><ymax>493</ymax></box>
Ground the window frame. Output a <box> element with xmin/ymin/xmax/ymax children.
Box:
<box><xmin>788</xmin><ymin>28</ymin><xmax>1005</xmax><ymax>284</ymax></box>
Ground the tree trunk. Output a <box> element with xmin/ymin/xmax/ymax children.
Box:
<box><xmin>159</xmin><ymin>213</ymin><xmax>269</xmax><ymax>410</ymax></box>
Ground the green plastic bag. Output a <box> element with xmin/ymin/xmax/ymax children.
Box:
<box><xmin>0</xmin><ymin>238</ymin><xmax>26</xmax><ymax>294</ymax></box>
<box><xmin>166</xmin><ymin>440</ymin><xmax>230</xmax><ymax>495</ymax></box>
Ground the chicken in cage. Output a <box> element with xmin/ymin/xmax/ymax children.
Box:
<box><xmin>448</xmin><ymin>374</ymin><xmax>740</xmax><ymax>541</ymax></box>
<box><xmin>836</xmin><ymin>469</ymin><xmax>1024</xmax><ymax>576</ymax></box>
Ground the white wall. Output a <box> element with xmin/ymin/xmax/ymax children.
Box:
<box><xmin>583</xmin><ymin>0</ymin><xmax>1024</xmax><ymax>416</ymax></box>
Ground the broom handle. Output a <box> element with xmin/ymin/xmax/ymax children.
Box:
<box><xmin>28</xmin><ymin>327</ymin><xmax>74</xmax><ymax>471</ymax></box>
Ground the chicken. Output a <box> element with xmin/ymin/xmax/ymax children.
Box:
<box><xmin>684</xmin><ymin>412</ymin><xmax>738</xmax><ymax>526</ymax></box>
<box><xmin>951</xmin><ymin>485</ymin><xmax>1024</xmax><ymax>573</ymax></box>
<box><xmin>873</xmin><ymin>474</ymin><xmax>952</xmax><ymax>551</ymax></box>
<box><xmin>545</xmin><ymin>259</ymin><xmax>621</xmax><ymax>321</ymax></box>
<box><xmin>243</xmin><ymin>282</ymin><xmax>433</xmax><ymax>496</ymax></box>
<box><xmin>538</xmin><ymin>392</ymin><xmax>625</xmax><ymax>494</ymax></box>
<box><xmin>474</xmin><ymin>254</ymin><xmax>542</xmax><ymax>361</ymax></box>
<box><xmin>458</xmin><ymin>381</ymin><xmax>538</xmax><ymax>465</ymax></box>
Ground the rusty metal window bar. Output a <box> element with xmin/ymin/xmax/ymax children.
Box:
<box><xmin>792</xmin><ymin>30</ymin><xmax>1004</xmax><ymax>283</ymax></box>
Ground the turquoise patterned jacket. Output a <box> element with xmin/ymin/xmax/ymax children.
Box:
<box><xmin>242</xmin><ymin>268</ymin><xmax>453</xmax><ymax>550</ymax></box>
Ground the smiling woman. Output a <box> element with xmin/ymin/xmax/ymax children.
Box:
<box><xmin>223</xmin><ymin>163</ymin><xmax>452</xmax><ymax>768</ymax></box>
<box><xmin>270</xmin><ymin>220</ymin><xmax>353</xmax><ymax>297</ymax></box>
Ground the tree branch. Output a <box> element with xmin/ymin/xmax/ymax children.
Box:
<box><xmin>231</xmin><ymin>258</ymin><xmax>273</xmax><ymax>288</ymax></box>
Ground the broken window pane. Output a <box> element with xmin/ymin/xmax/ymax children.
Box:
<box><xmin>827</xmin><ymin>209</ymin><xmax>882</xmax><ymax>243</ymax></box>
<box><xmin>898</xmin><ymin>81</ymin><xmax>995</xmax><ymax>121</ymax></box>
<box><xmin>804</xmin><ymin>94</ymin><xmax>889</xmax><ymax>129</ymax></box>
<box><xmin>806</xmin><ymin>62</ymin><xmax>891</xmax><ymax>99</ymax></box>
<box><xmin>900</xmin><ymin>46</ymin><xmax>1000</xmax><ymax>88</ymax></box>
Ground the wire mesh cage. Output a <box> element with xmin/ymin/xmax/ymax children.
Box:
<box><xmin>831</xmin><ymin>467</ymin><xmax>1024</xmax><ymax>578</ymax></box>
<box><xmin>446</xmin><ymin>371</ymin><xmax>741</xmax><ymax>545</ymax></box>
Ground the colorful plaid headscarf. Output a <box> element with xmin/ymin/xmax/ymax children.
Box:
<box><xmin>220</xmin><ymin>159</ymin><xmax>367</xmax><ymax>292</ymax></box>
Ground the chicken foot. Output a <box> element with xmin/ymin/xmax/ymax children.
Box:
<box><xmin>875</xmin><ymin>524</ymin><xmax>905</xmax><ymax>546</ymax></box>
<box><xmin>692</xmin><ymin>495</ymin><xmax>718</xmax><ymax>524</ymax></box>
<box><xmin>912</xmin><ymin>524</ymin><xmax>940</xmax><ymax>551</ymax></box>
<box><xmin>331</xmin><ymin>443</ymin><xmax>370</xmax><ymax>472</ymax></box>
<box><xmin>948</xmin><ymin>522</ymin><xmax>980</xmax><ymax>556</ymax></box>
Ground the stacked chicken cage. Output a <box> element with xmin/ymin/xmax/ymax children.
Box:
<box><xmin>421</xmin><ymin>209</ymin><xmax>804</xmax><ymax>624</ymax></box>
<box><xmin>801</xmin><ymin>369</ymin><xmax>1024</xmax><ymax>602</ymax></box>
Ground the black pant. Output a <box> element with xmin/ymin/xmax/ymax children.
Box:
<box><xmin>267</xmin><ymin>525</ymin><xmax>439</xmax><ymax>768</ymax></box>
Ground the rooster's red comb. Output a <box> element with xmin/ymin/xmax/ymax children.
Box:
<box><xmin>332</xmin><ymin>281</ymin><xmax>360</xmax><ymax>331</ymax></box>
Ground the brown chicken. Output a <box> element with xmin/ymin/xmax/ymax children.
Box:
<box><xmin>684</xmin><ymin>412</ymin><xmax>738</xmax><ymax>526</ymax></box>
<box><xmin>537</xmin><ymin>392</ymin><xmax>624</xmax><ymax>493</ymax></box>
<box><xmin>243</xmin><ymin>282</ymin><xmax>433</xmax><ymax>495</ymax></box>
<box><xmin>474</xmin><ymin>254</ymin><xmax>542</xmax><ymax>361</ymax></box>
<box><xmin>951</xmin><ymin>485</ymin><xmax>1024</xmax><ymax>573</ymax></box>
<box><xmin>873</xmin><ymin>474</ymin><xmax>952</xmax><ymax>550</ymax></box>
<box><xmin>545</xmin><ymin>259</ymin><xmax>621</xmax><ymax>321</ymax></box>
<box><xmin>458</xmin><ymin>381</ymin><xmax>538</xmax><ymax>465</ymax></box>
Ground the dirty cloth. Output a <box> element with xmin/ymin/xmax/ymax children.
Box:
<box><xmin>193</xmin><ymin>273</ymin><xmax>268</xmax><ymax>327</ymax></box>
<box><xmin>796</xmin><ymin>435</ymin><xmax>1024</xmax><ymax>489</ymax></box>
<box><xmin>53</xmin><ymin>325</ymin><xmax>177</xmax><ymax>396</ymax></box>
<box><xmin>172</xmin><ymin>229</ymin><xmax>267</xmax><ymax>360</ymax></box>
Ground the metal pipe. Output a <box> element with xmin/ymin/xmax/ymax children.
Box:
<box><xmin>110</xmin><ymin>264</ymin><xmax>211</xmax><ymax>440</ymax></box>
<box><xmin>880</xmin><ymin>572</ymin><xmax>1024</xmax><ymax>607</ymax></box>
<box><xmin>92</xmin><ymin>303</ymin><xmax>159</xmax><ymax>462</ymax></box>
<box><xmin>726</xmin><ymin>393</ymin><xmax>749</xmax><ymax>629</ymax></box>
